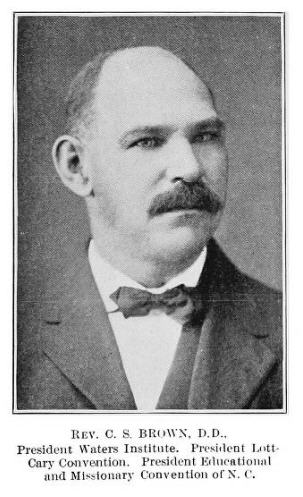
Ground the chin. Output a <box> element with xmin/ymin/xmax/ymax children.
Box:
<box><xmin>148</xmin><ymin>227</ymin><xmax>211</xmax><ymax>264</ymax></box>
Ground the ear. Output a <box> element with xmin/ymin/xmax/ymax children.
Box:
<box><xmin>52</xmin><ymin>135</ymin><xmax>93</xmax><ymax>197</ymax></box>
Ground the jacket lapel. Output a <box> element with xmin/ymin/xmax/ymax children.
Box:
<box><xmin>188</xmin><ymin>239</ymin><xmax>278</xmax><ymax>409</ymax></box>
<box><xmin>41</xmin><ymin>254</ymin><xmax>136</xmax><ymax>410</ymax></box>
<box><xmin>188</xmin><ymin>305</ymin><xmax>277</xmax><ymax>409</ymax></box>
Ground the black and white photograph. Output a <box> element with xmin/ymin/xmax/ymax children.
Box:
<box><xmin>15</xmin><ymin>13</ymin><xmax>285</xmax><ymax>412</ymax></box>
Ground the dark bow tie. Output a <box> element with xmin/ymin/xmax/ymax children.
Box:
<box><xmin>110</xmin><ymin>284</ymin><xmax>199</xmax><ymax>322</ymax></box>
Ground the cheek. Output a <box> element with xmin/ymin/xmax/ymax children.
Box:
<box><xmin>93</xmin><ymin>168</ymin><xmax>149</xmax><ymax>224</ymax></box>
<box><xmin>214</xmin><ymin>156</ymin><xmax>228</xmax><ymax>187</ymax></box>
<box><xmin>88</xmin><ymin>145</ymin><xmax>159</xmax><ymax>220</ymax></box>
<box><xmin>200</xmin><ymin>147</ymin><xmax>228</xmax><ymax>187</ymax></box>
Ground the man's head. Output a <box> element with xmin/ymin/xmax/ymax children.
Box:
<box><xmin>53</xmin><ymin>46</ymin><xmax>228</xmax><ymax>273</ymax></box>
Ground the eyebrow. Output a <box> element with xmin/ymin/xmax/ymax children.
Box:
<box><xmin>118</xmin><ymin>118</ymin><xmax>225</xmax><ymax>146</ymax></box>
<box><xmin>189</xmin><ymin>118</ymin><xmax>225</xmax><ymax>133</ymax></box>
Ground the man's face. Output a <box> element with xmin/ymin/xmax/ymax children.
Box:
<box><xmin>84</xmin><ymin>48</ymin><xmax>228</xmax><ymax>264</ymax></box>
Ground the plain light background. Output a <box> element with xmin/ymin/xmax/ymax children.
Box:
<box><xmin>17</xmin><ymin>15</ymin><xmax>283</xmax><ymax>300</ymax></box>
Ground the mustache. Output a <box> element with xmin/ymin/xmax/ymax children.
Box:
<box><xmin>148</xmin><ymin>181</ymin><xmax>224</xmax><ymax>217</ymax></box>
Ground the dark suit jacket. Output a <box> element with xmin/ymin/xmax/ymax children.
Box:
<box><xmin>17</xmin><ymin>239</ymin><xmax>283</xmax><ymax>410</ymax></box>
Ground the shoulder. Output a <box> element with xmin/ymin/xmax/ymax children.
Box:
<box><xmin>205</xmin><ymin>238</ymin><xmax>283</xmax><ymax>351</ymax></box>
<box><xmin>206</xmin><ymin>238</ymin><xmax>282</xmax><ymax>299</ymax></box>
<box><xmin>207</xmin><ymin>238</ymin><xmax>281</xmax><ymax>293</ymax></box>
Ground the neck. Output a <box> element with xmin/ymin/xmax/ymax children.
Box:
<box><xmin>89</xmin><ymin>226</ymin><xmax>202</xmax><ymax>289</ymax></box>
<box><xmin>92</xmin><ymin>236</ymin><xmax>202</xmax><ymax>288</ymax></box>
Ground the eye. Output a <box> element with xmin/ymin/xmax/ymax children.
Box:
<box><xmin>130</xmin><ymin>136</ymin><xmax>163</xmax><ymax>149</ymax></box>
<box><xmin>192</xmin><ymin>131</ymin><xmax>222</xmax><ymax>143</ymax></box>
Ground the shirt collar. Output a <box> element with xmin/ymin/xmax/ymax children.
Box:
<box><xmin>88</xmin><ymin>239</ymin><xmax>207</xmax><ymax>313</ymax></box>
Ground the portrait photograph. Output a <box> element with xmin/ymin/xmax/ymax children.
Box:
<box><xmin>15</xmin><ymin>13</ymin><xmax>285</xmax><ymax>412</ymax></box>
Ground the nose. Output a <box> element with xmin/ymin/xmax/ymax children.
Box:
<box><xmin>165</xmin><ymin>135</ymin><xmax>202</xmax><ymax>184</ymax></box>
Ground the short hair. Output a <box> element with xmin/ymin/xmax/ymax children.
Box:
<box><xmin>64</xmin><ymin>49</ymin><xmax>114</xmax><ymax>139</ymax></box>
<box><xmin>64</xmin><ymin>47</ymin><xmax>215</xmax><ymax>140</ymax></box>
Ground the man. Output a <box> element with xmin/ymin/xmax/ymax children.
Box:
<box><xmin>17</xmin><ymin>46</ymin><xmax>283</xmax><ymax>410</ymax></box>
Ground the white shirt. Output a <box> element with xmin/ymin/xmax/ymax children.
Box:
<box><xmin>88</xmin><ymin>240</ymin><xmax>207</xmax><ymax>410</ymax></box>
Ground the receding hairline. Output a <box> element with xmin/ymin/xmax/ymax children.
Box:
<box><xmin>64</xmin><ymin>46</ymin><xmax>215</xmax><ymax>139</ymax></box>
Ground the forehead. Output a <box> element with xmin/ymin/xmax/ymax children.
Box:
<box><xmin>92</xmin><ymin>48</ymin><xmax>217</xmax><ymax>134</ymax></box>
